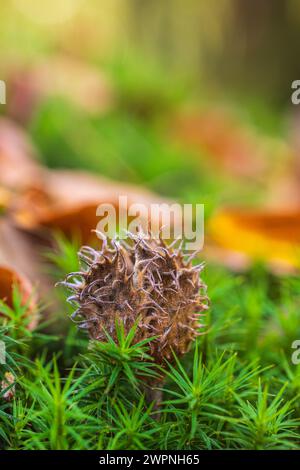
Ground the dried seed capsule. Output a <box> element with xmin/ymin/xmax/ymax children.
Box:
<box><xmin>61</xmin><ymin>231</ymin><xmax>208</xmax><ymax>364</ymax></box>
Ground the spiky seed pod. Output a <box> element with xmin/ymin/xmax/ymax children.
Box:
<box><xmin>61</xmin><ymin>231</ymin><xmax>208</xmax><ymax>364</ymax></box>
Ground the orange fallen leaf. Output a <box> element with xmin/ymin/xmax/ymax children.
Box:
<box><xmin>171</xmin><ymin>110</ymin><xmax>267</xmax><ymax>179</ymax></box>
<box><xmin>209</xmin><ymin>208</ymin><xmax>300</xmax><ymax>272</ymax></box>
<box><xmin>0</xmin><ymin>218</ymin><xmax>54</xmax><ymax>329</ymax></box>
<box><xmin>0</xmin><ymin>266</ymin><xmax>37</xmax><ymax>331</ymax></box>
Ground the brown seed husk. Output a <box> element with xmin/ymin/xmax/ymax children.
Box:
<box><xmin>62</xmin><ymin>231</ymin><xmax>208</xmax><ymax>364</ymax></box>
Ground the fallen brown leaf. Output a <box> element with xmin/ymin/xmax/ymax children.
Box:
<box><xmin>265</xmin><ymin>110</ymin><xmax>300</xmax><ymax>209</ymax></box>
<box><xmin>171</xmin><ymin>110</ymin><xmax>267</xmax><ymax>179</ymax></box>
<box><xmin>13</xmin><ymin>169</ymin><xmax>180</xmax><ymax>244</ymax></box>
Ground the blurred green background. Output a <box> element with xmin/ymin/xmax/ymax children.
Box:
<box><xmin>0</xmin><ymin>0</ymin><xmax>300</xmax><ymax>259</ymax></box>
